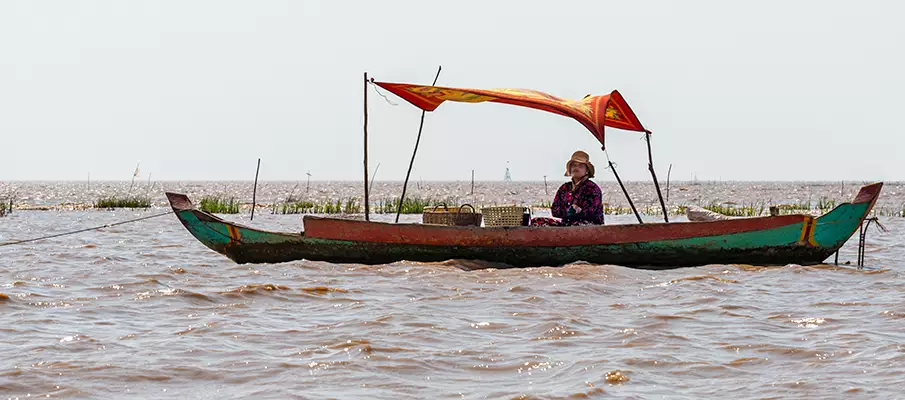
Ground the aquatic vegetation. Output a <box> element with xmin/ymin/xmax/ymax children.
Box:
<box><xmin>273</xmin><ymin>196</ymin><xmax>458</xmax><ymax>215</ymax></box>
<box><xmin>274</xmin><ymin>200</ymin><xmax>318</xmax><ymax>215</ymax></box>
<box><xmin>377</xmin><ymin>197</ymin><xmax>458</xmax><ymax>214</ymax></box>
<box><xmin>322</xmin><ymin>199</ymin><xmax>343</xmax><ymax>214</ymax></box>
<box><xmin>602</xmin><ymin>204</ymin><xmax>634</xmax><ymax>215</ymax></box>
<box><xmin>777</xmin><ymin>199</ymin><xmax>813</xmax><ymax>214</ymax></box>
<box><xmin>199</xmin><ymin>196</ymin><xmax>240</xmax><ymax>214</ymax></box>
<box><xmin>534</xmin><ymin>200</ymin><xmax>553</xmax><ymax>209</ymax></box>
<box><xmin>817</xmin><ymin>197</ymin><xmax>837</xmax><ymax>213</ymax></box>
<box><xmin>0</xmin><ymin>198</ymin><xmax>10</xmax><ymax>217</ymax></box>
<box><xmin>703</xmin><ymin>201</ymin><xmax>765</xmax><ymax>217</ymax></box>
<box><xmin>872</xmin><ymin>205</ymin><xmax>905</xmax><ymax>218</ymax></box>
<box><xmin>94</xmin><ymin>196</ymin><xmax>151</xmax><ymax>209</ymax></box>
<box><xmin>343</xmin><ymin>198</ymin><xmax>361</xmax><ymax>214</ymax></box>
<box><xmin>274</xmin><ymin>198</ymin><xmax>362</xmax><ymax>215</ymax></box>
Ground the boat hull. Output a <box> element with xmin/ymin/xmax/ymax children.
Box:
<box><xmin>165</xmin><ymin>182</ymin><xmax>882</xmax><ymax>269</ymax></box>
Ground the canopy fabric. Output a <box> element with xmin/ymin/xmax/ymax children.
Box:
<box><xmin>373</xmin><ymin>81</ymin><xmax>647</xmax><ymax>147</ymax></box>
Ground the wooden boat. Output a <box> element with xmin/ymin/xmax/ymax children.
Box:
<box><xmin>165</xmin><ymin>182</ymin><xmax>882</xmax><ymax>269</ymax></box>
<box><xmin>168</xmin><ymin>79</ymin><xmax>883</xmax><ymax>268</ymax></box>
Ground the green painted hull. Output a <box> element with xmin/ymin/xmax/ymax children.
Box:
<box><xmin>165</xmin><ymin>183</ymin><xmax>881</xmax><ymax>269</ymax></box>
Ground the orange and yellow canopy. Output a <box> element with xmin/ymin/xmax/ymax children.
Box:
<box><xmin>373</xmin><ymin>81</ymin><xmax>647</xmax><ymax>148</ymax></box>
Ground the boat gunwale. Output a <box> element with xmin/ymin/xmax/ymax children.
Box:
<box><xmin>165</xmin><ymin>182</ymin><xmax>882</xmax><ymax>251</ymax></box>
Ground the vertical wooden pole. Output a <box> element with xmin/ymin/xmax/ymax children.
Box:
<box><xmin>471</xmin><ymin>169</ymin><xmax>475</xmax><ymax>195</ymax></box>
<box><xmin>645</xmin><ymin>132</ymin><xmax>669</xmax><ymax>223</ymax></box>
<box><xmin>543</xmin><ymin>175</ymin><xmax>548</xmax><ymax>195</ymax></box>
<box><xmin>396</xmin><ymin>65</ymin><xmax>442</xmax><ymax>223</ymax></box>
<box><xmin>857</xmin><ymin>222</ymin><xmax>864</xmax><ymax>267</ymax></box>
<box><xmin>609</xmin><ymin>161</ymin><xmax>643</xmax><ymax>224</ymax></box>
<box><xmin>363</xmin><ymin>72</ymin><xmax>370</xmax><ymax>221</ymax></box>
<box><xmin>251</xmin><ymin>158</ymin><xmax>261</xmax><ymax>221</ymax></box>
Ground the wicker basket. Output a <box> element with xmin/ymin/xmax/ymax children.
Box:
<box><xmin>482</xmin><ymin>205</ymin><xmax>530</xmax><ymax>227</ymax></box>
<box><xmin>422</xmin><ymin>204</ymin><xmax>482</xmax><ymax>226</ymax></box>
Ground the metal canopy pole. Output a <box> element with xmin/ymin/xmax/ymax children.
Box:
<box><xmin>608</xmin><ymin>160</ymin><xmax>643</xmax><ymax>224</ymax></box>
<box><xmin>645</xmin><ymin>131</ymin><xmax>669</xmax><ymax>223</ymax></box>
<box><xmin>395</xmin><ymin>65</ymin><xmax>442</xmax><ymax>223</ymax></box>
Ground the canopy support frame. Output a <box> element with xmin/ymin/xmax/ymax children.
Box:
<box><xmin>607</xmin><ymin>158</ymin><xmax>643</xmax><ymax>224</ymax></box>
<box><xmin>645</xmin><ymin>132</ymin><xmax>669</xmax><ymax>223</ymax></box>
<box><xmin>396</xmin><ymin>66</ymin><xmax>442</xmax><ymax>223</ymax></box>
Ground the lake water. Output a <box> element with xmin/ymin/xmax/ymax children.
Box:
<box><xmin>1</xmin><ymin>181</ymin><xmax>903</xmax><ymax>399</ymax></box>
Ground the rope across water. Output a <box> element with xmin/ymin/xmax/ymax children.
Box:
<box><xmin>0</xmin><ymin>210</ymin><xmax>174</xmax><ymax>247</ymax></box>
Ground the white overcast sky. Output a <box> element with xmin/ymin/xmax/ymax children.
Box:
<box><xmin>1</xmin><ymin>0</ymin><xmax>902</xmax><ymax>181</ymax></box>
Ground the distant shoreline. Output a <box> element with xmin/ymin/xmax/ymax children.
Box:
<box><xmin>1</xmin><ymin>180</ymin><xmax>896</xmax><ymax>184</ymax></box>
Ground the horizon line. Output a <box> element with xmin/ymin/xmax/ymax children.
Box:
<box><xmin>0</xmin><ymin>179</ymin><xmax>891</xmax><ymax>183</ymax></box>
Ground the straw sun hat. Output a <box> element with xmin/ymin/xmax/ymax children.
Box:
<box><xmin>564</xmin><ymin>150</ymin><xmax>595</xmax><ymax>178</ymax></box>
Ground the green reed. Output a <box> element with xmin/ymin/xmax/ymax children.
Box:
<box><xmin>322</xmin><ymin>199</ymin><xmax>342</xmax><ymax>214</ymax></box>
<box><xmin>264</xmin><ymin>195</ymin><xmax>905</xmax><ymax>219</ymax></box>
<box><xmin>777</xmin><ymin>199</ymin><xmax>813</xmax><ymax>213</ymax></box>
<box><xmin>273</xmin><ymin>196</ymin><xmax>456</xmax><ymax>215</ymax></box>
<box><xmin>534</xmin><ymin>200</ymin><xmax>553</xmax><ymax>209</ymax></box>
<box><xmin>603</xmin><ymin>204</ymin><xmax>624</xmax><ymax>215</ymax></box>
<box><xmin>94</xmin><ymin>196</ymin><xmax>151</xmax><ymax>209</ymax></box>
<box><xmin>703</xmin><ymin>201</ymin><xmax>765</xmax><ymax>217</ymax></box>
<box><xmin>275</xmin><ymin>200</ymin><xmax>318</xmax><ymax>215</ymax></box>
<box><xmin>376</xmin><ymin>196</ymin><xmax>458</xmax><ymax>214</ymax></box>
<box><xmin>817</xmin><ymin>197</ymin><xmax>837</xmax><ymax>213</ymax></box>
<box><xmin>344</xmin><ymin>198</ymin><xmax>361</xmax><ymax>214</ymax></box>
<box><xmin>273</xmin><ymin>197</ymin><xmax>361</xmax><ymax>215</ymax></box>
<box><xmin>871</xmin><ymin>205</ymin><xmax>905</xmax><ymax>218</ymax></box>
<box><xmin>199</xmin><ymin>196</ymin><xmax>240</xmax><ymax>214</ymax></box>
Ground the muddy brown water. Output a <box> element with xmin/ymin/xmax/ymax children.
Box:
<box><xmin>1</xmin><ymin>182</ymin><xmax>903</xmax><ymax>399</ymax></box>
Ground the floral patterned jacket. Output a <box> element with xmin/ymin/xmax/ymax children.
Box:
<box><xmin>551</xmin><ymin>179</ymin><xmax>605</xmax><ymax>225</ymax></box>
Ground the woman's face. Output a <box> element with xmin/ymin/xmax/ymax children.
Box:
<box><xmin>569</xmin><ymin>162</ymin><xmax>588</xmax><ymax>179</ymax></box>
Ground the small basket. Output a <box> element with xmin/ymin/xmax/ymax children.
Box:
<box><xmin>482</xmin><ymin>205</ymin><xmax>530</xmax><ymax>227</ymax></box>
<box><xmin>422</xmin><ymin>204</ymin><xmax>482</xmax><ymax>227</ymax></box>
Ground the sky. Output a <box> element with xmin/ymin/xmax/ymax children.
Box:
<box><xmin>1</xmin><ymin>0</ymin><xmax>903</xmax><ymax>182</ymax></box>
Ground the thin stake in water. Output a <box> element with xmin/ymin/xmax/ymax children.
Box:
<box><xmin>251</xmin><ymin>158</ymin><xmax>261</xmax><ymax>221</ymax></box>
<box><xmin>666</xmin><ymin>164</ymin><xmax>672</xmax><ymax>202</ymax></box>
<box><xmin>145</xmin><ymin>172</ymin><xmax>154</xmax><ymax>200</ymax></box>
<box><xmin>128</xmin><ymin>161</ymin><xmax>140</xmax><ymax>197</ymax></box>
<box><xmin>368</xmin><ymin>163</ymin><xmax>380</xmax><ymax>198</ymax></box>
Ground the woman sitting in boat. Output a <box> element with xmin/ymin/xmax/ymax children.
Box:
<box><xmin>531</xmin><ymin>150</ymin><xmax>605</xmax><ymax>227</ymax></box>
